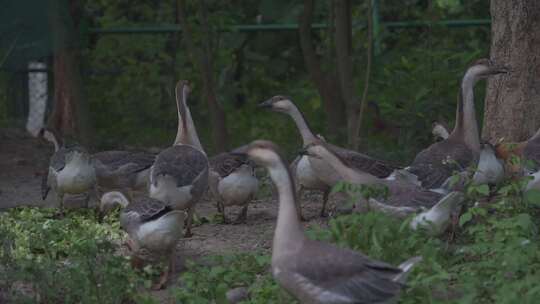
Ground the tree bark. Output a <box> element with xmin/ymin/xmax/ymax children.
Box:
<box><xmin>354</xmin><ymin>0</ymin><xmax>373</xmax><ymax>150</ymax></box>
<box><xmin>333</xmin><ymin>0</ymin><xmax>357</xmax><ymax>147</ymax></box>
<box><xmin>47</xmin><ymin>0</ymin><xmax>91</xmax><ymax>145</ymax></box>
<box><xmin>483</xmin><ymin>0</ymin><xmax>540</xmax><ymax>142</ymax></box>
<box><xmin>298</xmin><ymin>0</ymin><xmax>346</xmax><ymax>138</ymax></box>
<box><xmin>177</xmin><ymin>0</ymin><xmax>229</xmax><ymax>152</ymax></box>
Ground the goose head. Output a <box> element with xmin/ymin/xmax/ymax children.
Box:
<box><xmin>431</xmin><ymin>121</ymin><xmax>450</xmax><ymax>142</ymax></box>
<box><xmin>464</xmin><ymin>58</ymin><xmax>509</xmax><ymax>84</ymax></box>
<box><xmin>245</xmin><ymin>140</ymin><xmax>285</xmax><ymax>169</ymax></box>
<box><xmin>176</xmin><ymin>80</ymin><xmax>191</xmax><ymax>99</ymax></box>
<box><xmin>258</xmin><ymin>95</ymin><xmax>294</xmax><ymax>113</ymax></box>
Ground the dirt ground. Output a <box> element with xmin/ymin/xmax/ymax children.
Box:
<box><xmin>0</xmin><ymin>127</ymin><xmax>339</xmax><ymax>301</ymax></box>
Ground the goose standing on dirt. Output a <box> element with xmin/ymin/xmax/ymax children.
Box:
<box><xmin>149</xmin><ymin>81</ymin><xmax>209</xmax><ymax>237</ymax></box>
<box><xmin>100</xmin><ymin>191</ymin><xmax>184</xmax><ymax>290</ymax></box>
<box><xmin>304</xmin><ymin>141</ymin><xmax>465</xmax><ymax>235</ymax></box>
<box><xmin>408</xmin><ymin>59</ymin><xmax>508</xmax><ymax>189</ymax></box>
<box><xmin>40</xmin><ymin>128</ymin><xmax>96</xmax><ymax>213</ymax></box>
<box><xmin>92</xmin><ymin>150</ymin><xmax>155</xmax><ymax>196</ymax></box>
<box><xmin>259</xmin><ymin>96</ymin><xmax>397</xmax><ymax>219</ymax></box>
<box><xmin>245</xmin><ymin>140</ymin><xmax>421</xmax><ymax>303</ymax></box>
<box><xmin>208</xmin><ymin>151</ymin><xmax>259</xmax><ymax>224</ymax></box>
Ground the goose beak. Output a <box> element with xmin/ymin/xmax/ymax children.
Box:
<box><xmin>491</xmin><ymin>65</ymin><xmax>510</xmax><ymax>75</ymax></box>
<box><xmin>232</xmin><ymin>144</ymin><xmax>250</xmax><ymax>154</ymax></box>
<box><xmin>258</xmin><ymin>99</ymin><xmax>273</xmax><ymax>109</ymax></box>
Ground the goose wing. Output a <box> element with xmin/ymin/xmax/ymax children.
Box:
<box><xmin>209</xmin><ymin>152</ymin><xmax>249</xmax><ymax>178</ymax></box>
<box><xmin>120</xmin><ymin>196</ymin><xmax>172</xmax><ymax>234</ymax></box>
<box><xmin>408</xmin><ymin>139</ymin><xmax>474</xmax><ymax>189</ymax></box>
<box><xmin>49</xmin><ymin>148</ymin><xmax>68</xmax><ymax>172</ymax></box>
<box><xmin>94</xmin><ymin>151</ymin><xmax>156</xmax><ymax>175</ymax></box>
<box><xmin>327</xmin><ymin>143</ymin><xmax>398</xmax><ymax>178</ymax></box>
<box><xmin>151</xmin><ymin>145</ymin><xmax>208</xmax><ymax>188</ymax></box>
<box><xmin>282</xmin><ymin>239</ymin><xmax>403</xmax><ymax>303</ymax></box>
<box><xmin>385</xmin><ymin>181</ymin><xmax>442</xmax><ymax>209</ymax></box>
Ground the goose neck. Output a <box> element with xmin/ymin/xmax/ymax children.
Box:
<box><xmin>174</xmin><ymin>87</ymin><xmax>204</xmax><ymax>151</ymax></box>
<box><xmin>451</xmin><ymin>71</ymin><xmax>480</xmax><ymax>153</ymax></box>
<box><xmin>267</xmin><ymin>161</ymin><xmax>305</xmax><ymax>254</ymax></box>
<box><xmin>286</xmin><ymin>104</ymin><xmax>317</xmax><ymax>146</ymax></box>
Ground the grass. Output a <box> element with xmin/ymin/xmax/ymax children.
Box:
<box><xmin>1</xmin><ymin>172</ymin><xmax>540</xmax><ymax>303</ymax></box>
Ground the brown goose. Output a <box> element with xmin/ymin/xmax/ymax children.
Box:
<box><xmin>259</xmin><ymin>96</ymin><xmax>397</xmax><ymax>218</ymax></box>
<box><xmin>495</xmin><ymin>128</ymin><xmax>540</xmax><ymax>174</ymax></box>
<box><xmin>408</xmin><ymin>59</ymin><xmax>508</xmax><ymax>189</ymax></box>
<box><xmin>245</xmin><ymin>140</ymin><xmax>421</xmax><ymax>303</ymax></box>
<box><xmin>92</xmin><ymin>150</ymin><xmax>156</xmax><ymax>196</ymax></box>
<box><xmin>430</xmin><ymin>123</ymin><xmax>504</xmax><ymax>186</ymax></box>
<box><xmin>208</xmin><ymin>151</ymin><xmax>259</xmax><ymax>224</ymax></box>
<box><xmin>149</xmin><ymin>81</ymin><xmax>209</xmax><ymax>237</ymax></box>
<box><xmin>100</xmin><ymin>191</ymin><xmax>184</xmax><ymax>290</ymax></box>
<box><xmin>304</xmin><ymin>141</ymin><xmax>465</xmax><ymax>235</ymax></box>
<box><xmin>40</xmin><ymin>128</ymin><xmax>97</xmax><ymax>213</ymax></box>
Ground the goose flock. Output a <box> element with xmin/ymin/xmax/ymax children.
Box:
<box><xmin>39</xmin><ymin>58</ymin><xmax>537</xmax><ymax>302</ymax></box>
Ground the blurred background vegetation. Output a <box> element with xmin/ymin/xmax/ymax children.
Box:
<box><xmin>1</xmin><ymin>0</ymin><xmax>490</xmax><ymax>162</ymax></box>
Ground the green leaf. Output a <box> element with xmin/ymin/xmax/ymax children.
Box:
<box><xmin>459</xmin><ymin>212</ymin><xmax>472</xmax><ymax>227</ymax></box>
<box><xmin>476</xmin><ymin>184</ymin><xmax>490</xmax><ymax>196</ymax></box>
<box><xmin>524</xmin><ymin>189</ymin><xmax>540</xmax><ymax>207</ymax></box>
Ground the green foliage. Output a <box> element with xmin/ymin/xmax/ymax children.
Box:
<box><xmin>0</xmin><ymin>208</ymin><xmax>155</xmax><ymax>303</ymax></box>
<box><xmin>166</xmin><ymin>174</ymin><xmax>540</xmax><ymax>303</ymax></box>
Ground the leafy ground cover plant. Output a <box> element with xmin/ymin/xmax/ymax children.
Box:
<box><xmin>0</xmin><ymin>208</ymin><xmax>157</xmax><ymax>303</ymax></box>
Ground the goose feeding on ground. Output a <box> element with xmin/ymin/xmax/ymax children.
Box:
<box><xmin>408</xmin><ymin>59</ymin><xmax>508</xmax><ymax>189</ymax></box>
<box><xmin>304</xmin><ymin>141</ymin><xmax>465</xmax><ymax>236</ymax></box>
<box><xmin>40</xmin><ymin>128</ymin><xmax>96</xmax><ymax>213</ymax></box>
<box><xmin>100</xmin><ymin>191</ymin><xmax>184</xmax><ymax>290</ymax></box>
<box><xmin>259</xmin><ymin>96</ymin><xmax>397</xmax><ymax>219</ymax></box>
<box><xmin>149</xmin><ymin>80</ymin><xmax>209</xmax><ymax>237</ymax></box>
<box><xmin>208</xmin><ymin>151</ymin><xmax>259</xmax><ymax>224</ymax></box>
<box><xmin>245</xmin><ymin>140</ymin><xmax>422</xmax><ymax>303</ymax></box>
<box><xmin>92</xmin><ymin>150</ymin><xmax>156</xmax><ymax>196</ymax></box>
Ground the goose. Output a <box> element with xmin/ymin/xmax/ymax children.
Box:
<box><xmin>208</xmin><ymin>151</ymin><xmax>259</xmax><ymax>224</ymax></box>
<box><xmin>408</xmin><ymin>59</ymin><xmax>508</xmax><ymax>189</ymax></box>
<box><xmin>303</xmin><ymin>141</ymin><xmax>465</xmax><ymax>235</ymax></box>
<box><xmin>431</xmin><ymin>123</ymin><xmax>505</xmax><ymax>187</ymax></box>
<box><xmin>432</xmin><ymin>121</ymin><xmax>450</xmax><ymax>142</ymax></box>
<box><xmin>40</xmin><ymin>128</ymin><xmax>97</xmax><ymax>213</ymax></box>
<box><xmin>259</xmin><ymin>96</ymin><xmax>397</xmax><ymax>219</ymax></box>
<box><xmin>245</xmin><ymin>140</ymin><xmax>422</xmax><ymax>303</ymax></box>
<box><xmin>149</xmin><ymin>80</ymin><xmax>209</xmax><ymax>237</ymax></box>
<box><xmin>92</xmin><ymin>150</ymin><xmax>156</xmax><ymax>196</ymax></box>
<box><xmin>495</xmin><ymin>128</ymin><xmax>540</xmax><ymax>174</ymax></box>
<box><xmin>99</xmin><ymin>191</ymin><xmax>184</xmax><ymax>290</ymax></box>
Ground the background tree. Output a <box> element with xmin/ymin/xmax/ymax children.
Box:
<box><xmin>298</xmin><ymin>0</ymin><xmax>346</xmax><ymax>139</ymax></box>
<box><xmin>483</xmin><ymin>0</ymin><xmax>540</xmax><ymax>142</ymax></box>
<box><xmin>48</xmin><ymin>0</ymin><xmax>92</xmax><ymax>145</ymax></box>
<box><xmin>177</xmin><ymin>0</ymin><xmax>229</xmax><ymax>152</ymax></box>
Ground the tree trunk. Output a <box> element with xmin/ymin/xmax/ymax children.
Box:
<box><xmin>177</xmin><ymin>0</ymin><xmax>229</xmax><ymax>152</ymax></box>
<box><xmin>47</xmin><ymin>0</ymin><xmax>91</xmax><ymax>146</ymax></box>
<box><xmin>298</xmin><ymin>0</ymin><xmax>346</xmax><ymax>138</ymax></box>
<box><xmin>483</xmin><ymin>0</ymin><xmax>540</xmax><ymax>142</ymax></box>
<box><xmin>333</xmin><ymin>0</ymin><xmax>357</xmax><ymax>147</ymax></box>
